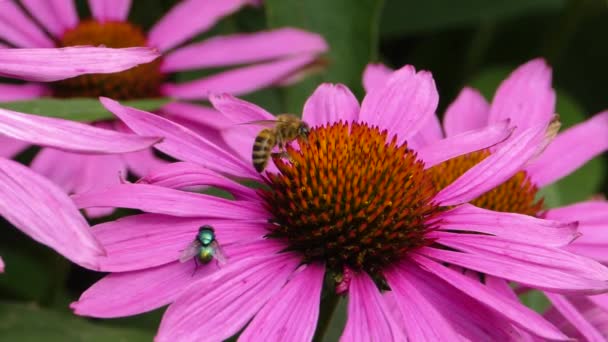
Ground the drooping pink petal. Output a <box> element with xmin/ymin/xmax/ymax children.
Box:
<box><xmin>72</xmin><ymin>261</ymin><xmax>217</xmax><ymax>318</ymax></box>
<box><xmin>527</xmin><ymin>111</ymin><xmax>608</xmax><ymax>187</ymax></box>
<box><xmin>138</xmin><ymin>162</ymin><xmax>258</xmax><ymax>201</ymax></box>
<box><xmin>0</xmin><ymin>136</ymin><xmax>28</xmax><ymax>158</ymax></box>
<box><xmin>412</xmin><ymin>254</ymin><xmax>568</xmax><ymax>340</ymax></box>
<box><xmin>209</xmin><ymin>93</ymin><xmax>276</xmax><ymax>123</ymax></box>
<box><xmin>20</xmin><ymin>0</ymin><xmax>78</xmax><ymax>37</ymax></box>
<box><xmin>156</xmin><ymin>254</ymin><xmax>299</xmax><ymax>342</ymax></box>
<box><xmin>162</xmin><ymin>28</ymin><xmax>327</xmax><ymax>72</ymax></box>
<box><xmin>0</xmin><ymin>83</ymin><xmax>48</xmax><ymax>101</ymax></box>
<box><xmin>148</xmin><ymin>0</ymin><xmax>249</xmax><ymax>52</ymax></box>
<box><xmin>434</xmin><ymin>121</ymin><xmax>550</xmax><ymax>206</ymax></box>
<box><xmin>359</xmin><ymin>65</ymin><xmax>439</xmax><ymax>144</ymax></box>
<box><xmin>362</xmin><ymin>63</ymin><xmax>392</xmax><ymax>92</ymax></box>
<box><xmin>417</xmin><ymin>120</ymin><xmax>512</xmax><ymax>168</ymax></box>
<box><xmin>240</xmin><ymin>264</ymin><xmax>324</xmax><ymax>342</ymax></box>
<box><xmin>91</xmin><ymin>214</ymin><xmax>265</xmax><ymax>272</ymax></box>
<box><xmin>341</xmin><ymin>272</ymin><xmax>406</xmax><ymax>341</ymax></box>
<box><xmin>100</xmin><ymin>97</ymin><xmax>256</xmax><ymax>178</ymax></box>
<box><xmin>72</xmin><ymin>183</ymin><xmax>268</xmax><ymax>219</ymax></box>
<box><xmin>0</xmin><ymin>107</ymin><xmax>160</xmax><ymax>153</ymax></box>
<box><xmin>160</xmin><ymin>102</ymin><xmax>226</xmax><ymax>131</ymax></box>
<box><xmin>0</xmin><ymin>1</ymin><xmax>54</xmax><ymax>47</ymax></box>
<box><xmin>384</xmin><ymin>264</ymin><xmax>462</xmax><ymax>340</ymax></box>
<box><xmin>302</xmin><ymin>83</ymin><xmax>360</xmax><ymax>127</ymax></box>
<box><xmin>429</xmin><ymin>204</ymin><xmax>578</xmax><ymax>247</ymax></box>
<box><xmin>443</xmin><ymin>87</ymin><xmax>490</xmax><ymax>136</ymax></box>
<box><xmin>424</xmin><ymin>233</ymin><xmax>608</xmax><ymax>295</ymax></box>
<box><xmin>161</xmin><ymin>54</ymin><xmax>318</xmax><ymax>100</ymax></box>
<box><xmin>88</xmin><ymin>0</ymin><xmax>132</xmax><ymax>22</ymax></box>
<box><xmin>546</xmin><ymin>293</ymin><xmax>605</xmax><ymax>341</ymax></box>
<box><xmin>0</xmin><ymin>46</ymin><xmax>159</xmax><ymax>82</ymax></box>
<box><xmin>0</xmin><ymin>158</ymin><xmax>103</xmax><ymax>270</ymax></box>
<box><xmin>488</xmin><ymin>58</ymin><xmax>555</xmax><ymax>130</ymax></box>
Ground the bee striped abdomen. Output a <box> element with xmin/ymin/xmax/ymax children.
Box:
<box><xmin>252</xmin><ymin>129</ymin><xmax>276</xmax><ymax>172</ymax></box>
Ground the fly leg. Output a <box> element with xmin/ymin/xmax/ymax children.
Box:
<box><xmin>191</xmin><ymin>258</ymin><xmax>199</xmax><ymax>277</ymax></box>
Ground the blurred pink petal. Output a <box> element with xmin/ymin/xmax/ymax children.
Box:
<box><xmin>0</xmin><ymin>107</ymin><xmax>160</xmax><ymax>153</ymax></box>
<box><xmin>240</xmin><ymin>264</ymin><xmax>324</xmax><ymax>342</ymax></box>
<box><xmin>157</xmin><ymin>255</ymin><xmax>299</xmax><ymax>342</ymax></box>
<box><xmin>0</xmin><ymin>158</ymin><xmax>103</xmax><ymax>269</ymax></box>
<box><xmin>148</xmin><ymin>0</ymin><xmax>249</xmax><ymax>52</ymax></box>
<box><xmin>20</xmin><ymin>0</ymin><xmax>78</xmax><ymax>37</ymax></box>
<box><xmin>546</xmin><ymin>293</ymin><xmax>605</xmax><ymax>341</ymax></box>
<box><xmin>162</xmin><ymin>54</ymin><xmax>319</xmax><ymax>100</ymax></box>
<box><xmin>120</xmin><ymin>148</ymin><xmax>167</xmax><ymax>178</ymax></box>
<box><xmin>362</xmin><ymin>63</ymin><xmax>392</xmax><ymax>92</ymax></box>
<box><xmin>0</xmin><ymin>136</ymin><xmax>28</xmax><ymax>159</ymax></box>
<box><xmin>488</xmin><ymin>58</ymin><xmax>555</xmax><ymax>130</ymax></box>
<box><xmin>359</xmin><ymin>65</ymin><xmax>439</xmax><ymax>144</ymax></box>
<box><xmin>0</xmin><ymin>257</ymin><xmax>4</xmax><ymax>272</ymax></box>
<box><xmin>0</xmin><ymin>83</ymin><xmax>48</xmax><ymax>101</ymax></box>
<box><xmin>162</xmin><ymin>28</ymin><xmax>327</xmax><ymax>72</ymax></box>
<box><xmin>88</xmin><ymin>0</ymin><xmax>132</xmax><ymax>22</ymax></box>
<box><xmin>443</xmin><ymin>87</ymin><xmax>490</xmax><ymax>136</ymax></box>
<box><xmin>0</xmin><ymin>1</ymin><xmax>54</xmax><ymax>47</ymax></box>
<box><xmin>0</xmin><ymin>46</ymin><xmax>159</xmax><ymax>82</ymax></box>
<box><xmin>527</xmin><ymin>111</ymin><xmax>608</xmax><ymax>187</ymax></box>
<box><xmin>302</xmin><ymin>83</ymin><xmax>360</xmax><ymax>127</ymax></box>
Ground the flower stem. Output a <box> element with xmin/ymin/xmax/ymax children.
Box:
<box><xmin>313</xmin><ymin>290</ymin><xmax>341</xmax><ymax>342</ymax></box>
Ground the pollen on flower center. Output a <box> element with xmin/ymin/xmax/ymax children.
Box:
<box><xmin>51</xmin><ymin>20</ymin><xmax>163</xmax><ymax>100</ymax></box>
<box><xmin>428</xmin><ymin>150</ymin><xmax>544</xmax><ymax>216</ymax></box>
<box><xmin>260</xmin><ymin>122</ymin><xmax>441</xmax><ymax>282</ymax></box>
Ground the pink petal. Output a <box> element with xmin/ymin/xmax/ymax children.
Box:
<box><xmin>160</xmin><ymin>102</ymin><xmax>226</xmax><ymax>130</ymax></box>
<box><xmin>161</xmin><ymin>54</ymin><xmax>319</xmax><ymax>100</ymax></box>
<box><xmin>0</xmin><ymin>1</ymin><xmax>53</xmax><ymax>47</ymax></box>
<box><xmin>361</xmin><ymin>63</ymin><xmax>392</xmax><ymax>92</ymax></box>
<box><xmin>412</xmin><ymin>254</ymin><xmax>568</xmax><ymax>340</ymax></box>
<box><xmin>0</xmin><ymin>46</ymin><xmax>159</xmax><ymax>82</ymax></box>
<box><xmin>527</xmin><ymin>111</ymin><xmax>608</xmax><ymax>187</ymax></box>
<box><xmin>341</xmin><ymin>272</ymin><xmax>406</xmax><ymax>341</ymax></box>
<box><xmin>430</xmin><ymin>204</ymin><xmax>578</xmax><ymax>247</ymax></box>
<box><xmin>0</xmin><ymin>158</ymin><xmax>103</xmax><ymax>269</ymax></box>
<box><xmin>162</xmin><ymin>28</ymin><xmax>327</xmax><ymax>72</ymax></box>
<box><xmin>0</xmin><ymin>136</ymin><xmax>28</xmax><ymax>158</ymax></box>
<box><xmin>148</xmin><ymin>0</ymin><xmax>249</xmax><ymax>52</ymax></box>
<box><xmin>407</xmin><ymin>114</ymin><xmax>444</xmax><ymax>150</ymax></box>
<box><xmin>20</xmin><ymin>0</ymin><xmax>78</xmax><ymax>37</ymax></box>
<box><xmin>425</xmin><ymin>233</ymin><xmax>608</xmax><ymax>295</ymax></box>
<box><xmin>0</xmin><ymin>257</ymin><xmax>4</xmax><ymax>272</ymax></box>
<box><xmin>0</xmin><ymin>107</ymin><xmax>160</xmax><ymax>153</ymax></box>
<box><xmin>72</xmin><ymin>183</ymin><xmax>268</xmax><ymax>219</ymax></box>
<box><xmin>546</xmin><ymin>293</ymin><xmax>605</xmax><ymax>341</ymax></box>
<box><xmin>30</xmin><ymin>147</ymin><xmax>80</xmax><ymax>192</ymax></box>
<box><xmin>384</xmin><ymin>264</ymin><xmax>461</xmax><ymax>340</ymax></box>
<box><xmin>156</xmin><ymin>254</ymin><xmax>299</xmax><ymax>342</ymax></box>
<box><xmin>138</xmin><ymin>162</ymin><xmax>257</xmax><ymax>200</ymax></box>
<box><xmin>240</xmin><ymin>264</ymin><xmax>324</xmax><ymax>342</ymax></box>
<box><xmin>546</xmin><ymin>201</ymin><xmax>608</xmax><ymax>244</ymax></box>
<box><xmin>91</xmin><ymin>214</ymin><xmax>265</xmax><ymax>272</ymax></box>
<box><xmin>302</xmin><ymin>83</ymin><xmax>360</xmax><ymax>127</ymax></box>
<box><xmin>120</xmin><ymin>148</ymin><xmax>167</xmax><ymax>178</ymax></box>
<box><xmin>443</xmin><ymin>87</ymin><xmax>490</xmax><ymax>136</ymax></box>
<box><xmin>434</xmin><ymin>121</ymin><xmax>551</xmax><ymax>206</ymax></box>
<box><xmin>417</xmin><ymin>120</ymin><xmax>512</xmax><ymax>168</ymax></box>
<box><xmin>358</xmin><ymin>65</ymin><xmax>439</xmax><ymax>144</ymax></box>
<box><xmin>88</xmin><ymin>0</ymin><xmax>132</xmax><ymax>22</ymax></box>
<box><xmin>100</xmin><ymin>97</ymin><xmax>255</xmax><ymax>178</ymax></box>
<box><xmin>72</xmin><ymin>261</ymin><xmax>216</xmax><ymax>318</ymax></box>
<box><xmin>488</xmin><ymin>58</ymin><xmax>555</xmax><ymax>130</ymax></box>
<box><xmin>0</xmin><ymin>83</ymin><xmax>48</xmax><ymax>101</ymax></box>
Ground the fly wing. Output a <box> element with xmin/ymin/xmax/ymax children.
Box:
<box><xmin>211</xmin><ymin>241</ymin><xmax>228</xmax><ymax>267</ymax></box>
<box><xmin>179</xmin><ymin>240</ymin><xmax>201</xmax><ymax>263</ymax></box>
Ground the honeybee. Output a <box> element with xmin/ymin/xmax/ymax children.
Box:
<box><xmin>248</xmin><ymin>114</ymin><xmax>310</xmax><ymax>172</ymax></box>
<box><xmin>180</xmin><ymin>225</ymin><xmax>227</xmax><ymax>273</ymax></box>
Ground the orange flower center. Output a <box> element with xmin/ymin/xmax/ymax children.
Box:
<box><xmin>51</xmin><ymin>20</ymin><xmax>163</xmax><ymax>100</ymax></box>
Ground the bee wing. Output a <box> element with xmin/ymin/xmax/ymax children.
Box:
<box><xmin>236</xmin><ymin>119</ymin><xmax>278</xmax><ymax>127</ymax></box>
<box><xmin>211</xmin><ymin>241</ymin><xmax>228</xmax><ymax>266</ymax></box>
<box><xmin>179</xmin><ymin>240</ymin><xmax>201</xmax><ymax>263</ymax></box>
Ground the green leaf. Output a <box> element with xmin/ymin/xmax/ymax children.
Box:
<box><xmin>0</xmin><ymin>97</ymin><xmax>171</xmax><ymax>122</ymax></box>
<box><xmin>0</xmin><ymin>302</ymin><xmax>154</xmax><ymax>342</ymax></box>
<box><xmin>265</xmin><ymin>0</ymin><xmax>384</xmax><ymax>113</ymax></box>
<box><xmin>519</xmin><ymin>290</ymin><xmax>551</xmax><ymax>313</ymax></box>
<box><xmin>381</xmin><ymin>0</ymin><xmax>565</xmax><ymax>36</ymax></box>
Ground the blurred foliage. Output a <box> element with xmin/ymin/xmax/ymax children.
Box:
<box><xmin>0</xmin><ymin>0</ymin><xmax>607</xmax><ymax>340</ymax></box>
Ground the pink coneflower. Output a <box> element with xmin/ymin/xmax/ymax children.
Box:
<box><xmin>364</xmin><ymin>58</ymin><xmax>608</xmax><ymax>339</ymax></box>
<box><xmin>70</xmin><ymin>65</ymin><xmax>608</xmax><ymax>340</ymax></box>
<box><xmin>0</xmin><ymin>0</ymin><xmax>327</xmax><ymax>217</ymax></box>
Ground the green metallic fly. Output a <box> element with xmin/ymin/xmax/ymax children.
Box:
<box><xmin>180</xmin><ymin>225</ymin><xmax>227</xmax><ymax>269</ymax></box>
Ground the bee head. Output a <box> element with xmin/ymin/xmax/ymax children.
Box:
<box><xmin>298</xmin><ymin>122</ymin><xmax>311</xmax><ymax>141</ymax></box>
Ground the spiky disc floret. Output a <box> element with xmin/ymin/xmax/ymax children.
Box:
<box><xmin>52</xmin><ymin>20</ymin><xmax>163</xmax><ymax>99</ymax></box>
<box><xmin>260</xmin><ymin>122</ymin><xmax>441</xmax><ymax>280</ymax></box>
